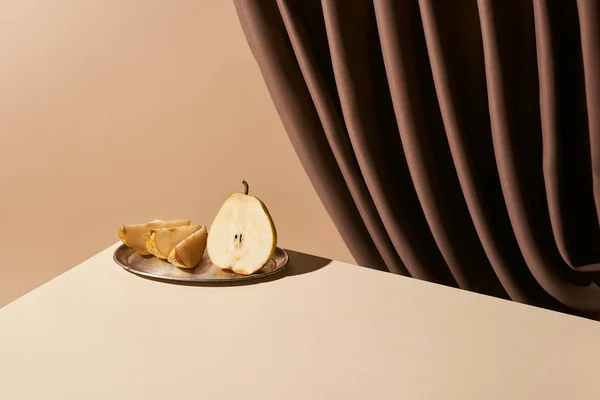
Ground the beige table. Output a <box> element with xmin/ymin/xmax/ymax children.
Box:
<box><xmin>1</xmin><ymin>244</ymin><xmax>599</xmax><ymax>399</ymax></box>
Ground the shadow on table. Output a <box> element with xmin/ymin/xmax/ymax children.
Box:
<box><xmin>138</xmin><ymin>249</ymin><xmax>332</xmax><ymax>287</ymax></box>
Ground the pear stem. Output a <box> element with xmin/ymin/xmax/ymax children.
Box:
<box><xmin>242</xmin><ymin>180</ymin><xmax>249</xmax><ymax>195</ymax></box>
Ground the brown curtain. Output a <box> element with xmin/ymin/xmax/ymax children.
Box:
<box><xmin>234</xmin><ymin>0</ymin><xmax>600</xmax><ymax>317</ymax></box>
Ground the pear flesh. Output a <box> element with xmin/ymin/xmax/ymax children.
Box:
<box><xmin>119</xmin><ymin>219</ymin><xmax>190</xmax><ymax>255</ymax></box>
<box><xmin>207</xmin><ymin>189</ymin><xmax>276</xmax><ymax>275</ymax></box>
<box><xmin>145</xmin><ymin>225</ymin><xmax>202</xmax><ymax>259</ymax></box>
<box><xmin>167</xmin><ymin>226</ymin><xmax>208</xmax><ymax>269</ymax></box>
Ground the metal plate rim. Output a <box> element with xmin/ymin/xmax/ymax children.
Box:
<box><xmin>113</xmin><ymin>245</ymin><xmax>288</xmax><ymax>283</ymax></box>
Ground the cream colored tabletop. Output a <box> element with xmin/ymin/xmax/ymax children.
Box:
<box><xmin>1</xmin><ymin>243</ymin><xmax>599</xmax><ymax>399</ymax></box>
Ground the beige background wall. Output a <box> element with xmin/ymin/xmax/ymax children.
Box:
<box><xmin>0</xmin><ymin>0</ymin><xmax>353</xmax><ymax>307</ymax></box>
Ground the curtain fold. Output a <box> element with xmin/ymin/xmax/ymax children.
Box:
<box><xmin>235</xmin><ymin>0</ymin><xmax>600</xmax><ymax>317</ymax></box>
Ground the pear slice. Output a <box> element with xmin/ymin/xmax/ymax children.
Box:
<box><xmin>145</xmin><ymin>225</ymin><xmax>202</xmax><ymax>259</ymax></box>
<box><xmin>207</xmin><ymin>181</ymin><xmax>277</xmax><ymax>275</ymax></box>
<box><xmin>119</xmin><ymin>219</ymin><xmax>190</xmax><ymax>255</ymax></box>
<box><xmin>167</xmin><ymin>226</ymin><xmax>208</xmax><ymax>269</ymax></box>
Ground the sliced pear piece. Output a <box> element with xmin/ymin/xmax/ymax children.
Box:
<box><xmin>119</xmin><ymin>219</ymin><xmax>190</xmax><ymax>255</ymax></box>
<box><xmin>207</xmin><ymin>181</ymin><xmax>277</xmax><ymax>275</ymax></box>
<box><xmin>167</xmin><ymin>226</ymin><xmax>208</xmax><ymax>269</ymax></box>
<box><xmin>145</xmin><ymin>225</ymin><xmax>202</xmax><ymax>259</ymax></box>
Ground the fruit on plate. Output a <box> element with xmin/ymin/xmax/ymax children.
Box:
<box><xmin>207</xmin><ymin>181</ymin><xmax>277</xmax><ymax>275</ymax></box>
<box><xmin>119</xmin><ymin>219</ymin><xmax>190</xmax><ymax>255</ymax></box>
<box><xmin>145</xmin><ymin>225</ymin><xmax>202</xmax><ymax>259</ymax></box>
<box><xmin>167</xmin><ymin>226</ymin><xmax>208</xmax><ymax>269</ymax></box>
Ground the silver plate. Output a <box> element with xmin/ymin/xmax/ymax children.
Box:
<box><xmin>113</xmin><ymin>245</ymin><xmax>288</xmax><ymax>283</ymax></box>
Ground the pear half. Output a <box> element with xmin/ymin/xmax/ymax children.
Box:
<box><xmin>167</xmin><ymin>226</ymin><xmax>208</xmax><ymax>269</ymax></box>
<box><xmin>145</xmin><ymin>225</ymin><xmax>202</xmax><ymax>259</ymax></box>
<box><xmin>119</xmin><ymin>219</ymin><xmax>190</xmax><ymax>255</ymax></box>
<box><xmin>207</xmin><ymin>181</ymin><xmax>277</xmax><ymax>275</ymax></box>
